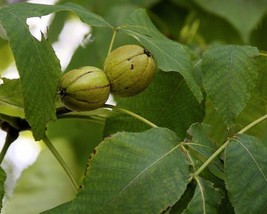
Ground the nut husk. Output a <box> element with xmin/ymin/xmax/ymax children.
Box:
<box><xmin>59</xmin><ymin>66</ymin><xmax>110</xmax><ymax>111</ymax></box>
<box><xmin>104</xmin><ymin>45</ymin><xmax>155</xmax><ymax>97</ymax></box>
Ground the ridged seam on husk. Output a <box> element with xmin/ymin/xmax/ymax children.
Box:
<box><xmin>104</xmin><ymin>45</ymin><xmax>145</xmax><ymax>67</ymax></box>
<box><xmin>59</xmin><ymin>66</ymin><xmax>110</xmax><ymax>111</ymax></box>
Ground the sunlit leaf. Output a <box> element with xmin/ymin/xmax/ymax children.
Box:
<box><xmin>67</xmin><ymin>128</ymin><xmax>189</xmax><ymax>213</ymax></box>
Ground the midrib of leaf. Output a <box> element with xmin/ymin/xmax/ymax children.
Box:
<box><xmin>186</xmin><ymin>143</ymin><xmax>214</xmax><ymax>150</ymax></box>
<box><xmin>0</xmin><ymin>100</ymin><xmax>22</xmax><ymax>108</ymax></box>
<box><xmin>195</xmin><ymin>177</ymin><xmax>206</xmax><ymax>214</ymax></box>
<box><xmin>226</xmin><ymin>46</ymin><xmax>234</xmax><ymax>121</ymax></box>
<box><xmin>107</xmin><ymin>143</ymin><xmax>181</xmax><ymax>205</ymax></box>
<box><xmin>235</xmin><ymin>138</ymin><xmax>267</xmax><ymax>182</ymax></box>
<box><xmin>62</xmin><ymin>3</ymin><xmax>113</xmax><ymax>28</ymax></box>
<box><xmin>154</xmin><ymin>78</ymin><xmax>184</xmax><ymax>125</ymax></box>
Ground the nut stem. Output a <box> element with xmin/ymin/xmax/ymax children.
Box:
<box><xmin>107</xmin><ymin>28</ymin><xmax>118</xmax><ymax>56</ymax></box>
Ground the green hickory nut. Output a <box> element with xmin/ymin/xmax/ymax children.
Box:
<box><xmin>59</xmin><ymin>66</ymin><xmax>110</xmax><ymax>111</ymax></box>
<box><xmin>103</xmin><ymin>44</ymin><xmax>155</xmax><ymax>97</ymax></box>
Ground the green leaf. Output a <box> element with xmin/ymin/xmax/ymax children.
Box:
<box><xmin>57</xmin><ymin>0</ymin><xmax>160</xmax><ymax>17</ymax></box>
<box><xmin>0</xmin><ymin>78</ymin><xmax>24</xmax><ymax>110</ymax></box>
<box><xmin>0</xmin><ymin>2</ymin><xmax>112</xmax><ymax>28</ymax></box>
<box><xmin>69</xmin><ymin>128</ymin><xmax>189</xmax><ymax>213</ymax></box>
<box><xmin>0</xmin><ymin>167</ymin><xmax>6</xmax><ymax>211</ymax></box>
<box><xmin>121</xmin><ymin>9</ymin><xmax>203</xmax><ymax>102</ymax></box>
<box><xmin>2</xmin><ymin>139</ymin><xmax>76</xmax><ymax>214</ymax></box>
<box><xmin>0</xmin><ymin>2</ymin><xmax>112</xmax><ymax>140</ymax></box>
<box><xmin>203</xmin><ymin>99</ymin><xmax>227</xmax><ymax>145</ymax></box>
<box><xmin>0</xmin><ymin>11</ymin><xmax>60</xmax><ymax>140</ymax></box>
<box><xmin>42</xmin><ymin>201</ymin><xmax>71</xmax><ymax>214</ymax></box>
<box><xmin>193</xmin><ymin>0</ymin><xmax>267</xmax><ymax>42</ymax></box>
<box><xmin>182</xmin><ymin>177</ymin><xmax>223</xmax><ymax>214</ymax></box>
<box><xmin>225</xmin><ymin>134</ymin><xmax>267</xmax><ymax>214</ymax></box>
<box><xmin>236</xmin><ymin>56</ymin><xmax>267</xmax><ymax>139</ymax></box>
<box><xmin>187</xmin><ymin>123</ymin><xmax>217</xmax><ymax>155</ymax></box>
<box><xmin>47</xmin><ymin>117</ymin><xmax>106</xmax><ymax>172</ymax></box>
<box><xmin>0</xmin><ymin>39</ymin><xmax>13</xmax><ymax>72</ymax></box>
<box><xmin>186</xmin><ymin>123</ymin><xmax>224</xmax><ymax>180</ymax></box>
<box><xmin>104</xmin><ymin>70</ymin><xmax>205</xmax><ymax>138</ymax></box>
<box><xmin>202</xmin><ymin>45</ymin><xmax>259</xmax><ymax>126</ymax></box>
<box><xmin>67</xmin><ymin>4</ymin><xmax>137</xmax><ymax>71</ymax></box>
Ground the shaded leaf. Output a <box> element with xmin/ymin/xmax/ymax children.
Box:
<box><xmin>203</xmin><ymin>99</ymin><xmax>227</xmax><ymax>146</ymax></box>
<box><xmin>202</xmin><ymin>45</ymin><xmax>259</xmax><ymax>125</ymax></box>
<box><xmin>225</xmin><ymin>134</ymin><xmax>267</xmax><ymax>213</ymax></box>
<box><xmin>193</xmin><ymin>0</ymin><xmax>267</xmax><ymax>42</ymax></box>
<box><xmin>69</xmin><ymin>128</ymin><xmax>189</xmax><ymax>213</ymax></box>
<box><xmin>236</xmin><ymin>56</ymin><xmax>267</xmax><ymax>140</ymax></box>
<box><xmin>121</xmin><ymin>9</ymin><xmax>203</xmax><ymax>102</ymax></box>
<box><xmin>186</xmin><ymin>123</ymin><xmax>224</xmax><ymax>180</ymax></box>
<box><xmin>251</xmin><ymin>14</ymin><xmax>267</xmax><ymax>50</ymax></box>
<box><xmin>104</xmin><ymin>70</ymin><xmax>205</xmax><ymax>138</ymax></box>
<box><xmin>182</xmin><ymin>177</ymin><xmax>223</xmax><ymax>214</ymax></box>
<box><xmin>169</xmin><ymin>182</ymin><xmax>196</xmax><ymax>214</ymax></box>
<box><xmin>151</xmin><ymin>0</ymin><xmax>188</xmax><ymax>40</ymax></box>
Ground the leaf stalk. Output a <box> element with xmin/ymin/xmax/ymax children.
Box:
<box><xmin>191</xmin><ymin>114</ymin><xmax>267</xmax><ymax>178</ymax></box>
<box><xmin>104</xmin><ymin>104</ymin><xmax>158</xmax><ymax>128</ymax></box>
<box><xmin>42</xmin><ymin>135</ymin><xmax>79</xmax><ymax>193</ymax></box>
<box><xmin>0</xmin><ymin>125</ymin><xmax>19</xmax><ymax>164</ymax></box>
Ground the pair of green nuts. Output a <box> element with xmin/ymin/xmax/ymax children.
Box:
<box><xmin>59</xmin><ymin>45</ymin><xmax>155</xmax><ymax>111</ymax></box>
